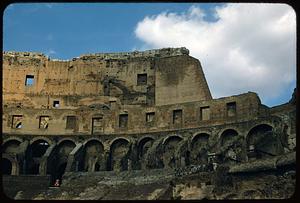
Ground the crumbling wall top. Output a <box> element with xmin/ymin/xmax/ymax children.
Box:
<box><xmin>3</xmin><ymin>51</ymin><xmax>47</xmax><ymax>59</ymax></box>
<box><xmin>79</xmin><ymin>47</ymin><xmax>190</xmax><ymax>60</ymax></box>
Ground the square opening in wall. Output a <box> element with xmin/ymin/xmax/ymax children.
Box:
<box><xmin>53</xmin><ymin>100</ymin><xmax>60</xmax><ymax>108</ymax></box>
<box><xmin>200</xmin><ymin>106</ymin><xmax>210</xmax><ymax>121</ymax></box>
<box><xmin>39</xmin><ymin>116</ymin><xmax>49</xmax><ymax>129</ymax></box>
<box><xmin>146</xmin><ymin>112</ymin><xmax>155</xmax><ymax>122</ymax></box>
<box><xmin>12</xmin><ymin>115</ymin><xmax>23</xmax><ymax>129</ymax></box>
<box><xmin>66</xmin><ymin>116</ymin><xmax>76</xmax><ymax>129</ymax></box>
<box><xmin>173</xmin><ymin>109</ymin><xmax>182</xmax><ymax>124</ymax></box>
<box><xmin>25</xmin><ymin>75</ymin><xmax>34</xmax><ymax>86</ymax></box>
<box><xmin>227</xmin><ymin>102</ymin><xmax>236</xmax><ymax>117</ymax></box>
<box><xmin>119</xmin><ymin>114</ymin><xmax>128</xmax><ymax>128</ymax></box>
<box><xmin>137</xmin><ymin>74</ymin><xmax>147</xmax><ymax>86</ymax></box>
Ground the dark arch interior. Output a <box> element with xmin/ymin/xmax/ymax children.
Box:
<box><xmin>163</xmin><ymin>136</ymin><xmax>183</xmax><ymax>169</ymax></box>
<box><xmin>108</xmin><ymin>139</ymin><xmax>130</xmax><ymax>171</ymax></box>
<box><xmin>31</xmin><ymin>140</ymin><xmax>50</xmax><ymax>158</ymax></box>
<box><xmin>48</xmin><ymin>140</ymin><xmax>76</xmax><ymax>183</ymax></box>
<box><xmin>2</xmin><ymin>140</ymin><xmax>21</xmax><ymax>154</ymax></box>
<box><xmin>138</xmin><ymin>137</ymin><xmax>154</xmax><ymax>158</ymax></box>
<box><xmin>247</xmin><ymin>124</ymin><xmax>274</xmax><ymax>159</ymax></box>
<box><xmin>221</xmin><ymin>129</ymin><xmax>238</xmax><ymax>146</ymax></box>
<box><xmin>81</xmin><ymin>140</ymin><xmax>104</xmax><ymax>172</ymax></box>
<box><xmin>2</xmin><ymin>158</ymin><xmax>12</xmax><ymax>175</ymax></box>
<box><xmin>26</xmin><ymin>140</ymin><xmax>50</xmax><ymax>175</ymax></box>
<box><xmin>192</xmin><ymin>133</ymin><xmax>209</xmax><ymax>149</ymax></box>
<box><xmin>247</xmin><ymin>124</ymin><xmax>273</xmax><ymax>146</ymax></box>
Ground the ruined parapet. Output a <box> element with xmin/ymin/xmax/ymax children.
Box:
<box><xmin>79</xmin><ymin>47</ymin><xmax>189</xmax><ymax>61</ymax></box>
<box><xmin>3</xmin><ymin>51</ymin><xmax>48</xmax><ymax>66</ymax></box>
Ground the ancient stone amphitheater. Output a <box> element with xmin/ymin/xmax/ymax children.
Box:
<box><xmin>2</xmin><ymin>48</ymin><xmax>296</xmax><ymax>200</ymax></box>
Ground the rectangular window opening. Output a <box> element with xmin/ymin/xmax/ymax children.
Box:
<box><xmin>137</xmin><ymin>74</ymin><xmax>147</xmax><ymax>86</ymax></box>
<box><xmin>12</xmin><ymin>115</ymin><xmax>23</xmax><ymax>129</ymax></box>
<box><xmin>200</xmin><ymin>106</ymin><xmax>210</xmax><ymax>121</ymax></box>
<box><xmin>53</xmin><ymin>100</ymin><xmax>60</xmax><ymax>108</ymax></box>
<box><xmin>25</xmin><ymin>75</ymin><xmax>34</xmax><ymax>86</ymax></box>
<box><xmin>227</xmin><ymin>102</ymin><xmax>236</xmax><ymax>117</ymax></box>
<box><xmin>146</xmin><ymin>112</ymin><xmax>155</xmax><ymax>122</ymax></box>
<box><xmin>66</xmin><ymin>116</ymin><xmax>76</xmax><ymax>129</ymax></box>
<box><xmin>39</xmin><ymin>116</ymin><xmax>49</xmax><ymax>129</ymax></box>
<box><xmin>119</xmin><ymin>114</ymin><xmax>128</xmax><ymax>128</ymax></box>
<box><xmin>92</xmin><ymin>117</ymin><xmax>103</xmax><ymax>134</ymax></box>
<box><xmin>173</xmin><ymin>109</ymin><xmax>182</xmax><ymax>124</ymax></box>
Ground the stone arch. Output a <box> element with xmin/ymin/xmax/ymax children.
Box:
<box><xmin>57</xmin><ymin>137</ymin><xmax>77</xmax><ymax>146</ymax></box>
<box><xmin>26</xmin><ymin>139</ymin><xmax>50</xmax><ymax>174</ymax></box>
<box><xmin>3</xmin><ymin>137</ymin><xmax>23</xmax><ymax>145</ymax></box>
<box><xmin>2</xmin><ymin>154</ymin><xmax>19</xmax><ymax>175</ymax></box>
<box><xmin>137</xmin><ymin>136</ymin><xmax>155</xmax><ymax>158</ymax></box>
<box><xmin>246</xmin><ymin>124</ymin><xmax>280</xmax><ymax>160</ymax></box>
<box><xmin>1</xmin><ymin>157</ymin><xmax>12</xmax><ymax>175</ymax></box>
<box><xmin>220</xmin><ymin>129</ymin><xmax>239</xmax><ymax>146</ymax></box>
<box><xmin>48</xmin><ymin>140</ymin><xmax>76</xmax><ymax>184</ymax></box>
<box><xmin>162</xmin><ymin>135</ymin><xmax>183</xmax><ymax>169</ymax></box>
<box><xmin>2</xmin><ymin>139</ymin><xmax>21</xmax><ymax>154</ymax></box>
<box><xmin>137</xmin><ymin>137</ymin><xmax>155</xmax><ymax>169</ymax></box>
<box><xmin>30</xmin><ymin>136</ymin><xmax>53</xmax><ymax>145</ymax></box>
<box><xmin>162</xmin><ymin>134</ymin><xmax>183</xmax><ymax>146</ymax></box>
<box><xmin>108</xmin><ymin>138</ymin><xmax>130</xmax><ymax>171</ymax></box>
<box><xmin>190</xmin><ymin>133</ymin><xmax>210</xmax><ymax>165</ymax></box>
<box><xmin>80</xmin><ymin>139</ymin><xmax>105</xmax><ymax>172</ymax></box>
<box><xmin>83</xmin><ymin>137</ymin><xmax>103</xmax><ymax>146</ymax></box>
<box><xmin>191</xmin><ymin>133</ymin><xmax>210</xmax><ymax>149</ymax></box>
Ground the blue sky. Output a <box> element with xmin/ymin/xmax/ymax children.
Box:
<box><xmin>4</xmin><ymin>3</ymin><xmax>220</xmax><ymax>59</ymax></box>
<box><xmin>3</xmin><ymin>3</ymin><xmax>296</xmax><ymax>107</ymax></box>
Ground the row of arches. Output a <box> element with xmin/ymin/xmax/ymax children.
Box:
<box><xmin>2</xmin><ymin>123</ymin><xmax>284</xmax><ymax>182</ymax></box>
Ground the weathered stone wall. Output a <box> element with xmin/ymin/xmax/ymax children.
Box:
<box><xmin>2</xmin><ymin>92</ymin><xmax>262</xmax><ymax>135</ymax></box>
<box><xmin>155</xmin><ymin>55</ymin><xmax>212</xmax><ymax>105</ymax></box>
<box><xmin>3</xmin><ymin>48</ymin><xmax>194</xmax><ymax>108</ymax></box>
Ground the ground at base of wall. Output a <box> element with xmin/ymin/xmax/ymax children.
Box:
<box><xmin>7</xmin><ymin>168</ymin><xmax>292</xmax><ymax>200</ymax></box>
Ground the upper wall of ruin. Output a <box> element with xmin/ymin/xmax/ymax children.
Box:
<box><xmin>2</xmin><ymin>48</ymin><xmax>211</xmax><ymax>108</ymax></box>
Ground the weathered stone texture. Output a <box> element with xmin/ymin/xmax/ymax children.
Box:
<box><xmin>1</xmin><ymin>48</ymin><xmax>296</xmax><ymax>200</ymax></box>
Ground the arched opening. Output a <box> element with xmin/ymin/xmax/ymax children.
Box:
<box><xmin>220</xmin><ymin>129</ymin><xmax>238</xmax><ymax>146</ymax></box>
<box><xmin>95</xmin><ymin>162</ymin><xmax>100</xmax><ymax>171</ymax></box>
<box><xmin>48</xmin><ymin>140</ymin><xmax>75</xmax><ymax>184</ymax></box>
<box><xmin>163</xmin><ymin>136</ymin><xmax>183</xmax><ymax>169</ymax></box>
<box><xmin>108</xmin><ymin>139</ymin><xmax>130</xmax><ymax>171</ymax></box>
<box><xmin>81</xmin><ymin>140</ymin><xmax>104</xmax><ymax>172</ymax></box>
<box><xmin>246</xmin><ymin>124</ymin><xmax>278</xmax><ymax>160</ymax></box>
<box><xmin>190</xmin><ymin>133</ymin><xmax>210</xmax><ymax>165</ymax></box>
<box><xmin>54</xmin><ymin>162</ymin><xmax>68</xmax><ymax>185</ymax></box>
<box><xmin>137</xmin><ymin>137</ymin><xmax>154</xmax><ymax>169</ymax></box>
<box><xmin>26</xmin><ymin>139</ymin><xmax>50</xmax><ymax>175</ymax></box>
<box><xmin>1</xmin><ymin>158</ymin><xmax>12</xmax><ymax>175</ymax></box>
<box><xmin>2</xmin><ymin>140</ymin><xmax>21</xmax><ymax>154</ymax></box>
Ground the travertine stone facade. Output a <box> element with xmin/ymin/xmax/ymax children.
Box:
<box><xmin>2</xmin><ymin>48</ymin><xmax>296</xmax><ymax>200</ymax></box>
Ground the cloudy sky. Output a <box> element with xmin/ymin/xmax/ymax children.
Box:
<box><xmin>3</xmin><ymin>3</ymin><xmax>296</xmax><ymax>107</ymax></box>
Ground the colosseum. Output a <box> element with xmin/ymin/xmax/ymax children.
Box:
<box><xmin>2</xmin><ymin>47</ymin><xmax>296</xmax><ymax>200</ymax></box>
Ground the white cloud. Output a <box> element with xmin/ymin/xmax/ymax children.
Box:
<box><xmin>46</xmin><ymin>49</ymin><xmax>56</xmax><ymax>56</ymax></box>
<box><xmin>134</xmin><ymin>3</ymin><xmax>296</xmax><ymax>104</ymax></box>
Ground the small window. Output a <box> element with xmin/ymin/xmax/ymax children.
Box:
<box><xmin>173</xmin><ymin>109</ymin><xmax>182</xmax><ymax>124</ymax></box>
<box><xmin>119</xmin><ymin>114</ymin><xmax>128</xmax><ymax>128</ymax></box>
<box><xmin>66</xmin><ymin>116</ymin><xmax>76</xmax><ymax>129</ymax></box>
<box><xmin>200</xmin><ymin>106</ymin><xmax>210</xmax><ymax>121</ymax></box>
<box><xmin>53</xmin><ymin>100</ymin><xmax>60</xmax><ymax>108</ymax></box>
<box><xmin>25</xmin><ymin>75</ymin><xmax>34</xmax><ymax>86</ymax></box>
<box><xmin>92</xmin><ymin>117</ymin><xmax>103</xmax><ymax>134</ymax></box>
<box><xmin>12</xmin><ymin>115</ymin><xmax>23</xmax><ymax>129</ymax></box>
<box><xmin>146</xmin><ymin>112</ymin><xmax>155</xmax><ymax>122</ymax></box>
<box><xmin>39</xmin><ymin>116</ymin><xmax>49</xmax><ymax>129</ymax></box>
<box><xmin>227</xmin><ymin>102</ymin><xmax>236</xmax><ymax>117</ymax></box>
<box><xmin>137</xmin><ymin>74</ymin><xmax>147</xmax><ymax>86</ymax></box>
